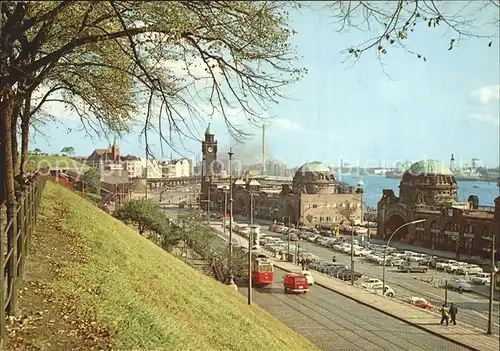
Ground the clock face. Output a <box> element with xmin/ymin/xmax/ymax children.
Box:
<box><xmin>207</xmin><ymin>146</ymin><xmax>214</xmax><ymax>153</ymax></box>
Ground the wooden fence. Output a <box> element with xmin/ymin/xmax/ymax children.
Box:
<box><xmin>0</xmin><ymin>173</ymin><xmax>48</xmax><ymax>348</ymax></box>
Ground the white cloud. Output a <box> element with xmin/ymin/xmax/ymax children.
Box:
<box><xmin>469</xmin><ymin>113</ymin><xmax>500</xmax><ymax>126</ymax></box>
<box><xmin>271</xmin><ymin>118</ymin><xmax>304</xmax><ymax>132</ymax></box>
<box><xmin>471</xmin><ymin>85</ymin><xmax>500</xmax><ymax>104</ymax></box>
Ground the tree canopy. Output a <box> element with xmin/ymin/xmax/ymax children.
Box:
<box><xmin>0</xmin><ymin>1</ymin><xmax>304</xmax><ymax>203</ymax></box>
<box><xmin>60</xmin><ymin>146</ymin><xmax>75</xmax><ymax>156</ymax></box>
<box><xmin>83</xmin><ymin>167</ymin><xmax>101</xmax><ymax>195</ymax></box>
<box><xmin>113</xmin><ymin>199</ymin><xmax>181</xmax><ymax>251</ymax></box>
<box><xmin>1</xmin><ymin>0</ymin><xmax>497</xmax><ymax>206</ymax></box>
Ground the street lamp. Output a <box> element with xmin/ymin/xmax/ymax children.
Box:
<box><xmin>248</xmin><ymin>179</ymin><xmax>260</xmax><ymax>305</ymax></box>
<box><xmin>223</xmin><ymin>186</ymin><xmax>228</xmax><ymax>234</ymax></box>
<box><xmin>382</xmin><ymin>219</ymin><xmax>427</xmax><ymax>292</ymax></box>
<box><xmin>487</xmin><ymin>230</ymin><xmax>497</xmax><ymax>335</ymax></box>
<box><xmin>291</xmin><ymin>208</ymin><xmax>313</xmax><ymax>264</ymax></box>
<box><xmin>227</xmin><ymin>148</ymin><xmax>236</xmax><ymax>289</ymax></box>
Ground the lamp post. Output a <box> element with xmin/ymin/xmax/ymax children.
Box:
<box><xmin>228</xmin><ymin>148</ymin><xmax>236</xmax><ymax>288</ymax></box>
<box><xmin>248</xmin><ymin>180</ymin><xmax>260</xmax><ymax>305</ymax></box>
<box><xmin>487</xmin><ymin>230</ymin><xmax>497</xmax><ymax>335</ymax></box>
<box><xmin>382</xmin><ymin>219</ymin><xmax>427</xmax><ymax>292</ymax></box>
<box><xmin>223</xmin><ymin>186</ymin><xmax>228</xmax><ymax>234</ymax></box>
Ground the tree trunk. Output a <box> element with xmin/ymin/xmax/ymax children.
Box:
<box><xmin>11</xmin><ymin>99</ymin><xmax>20</xmax><ymax>178</ymax></box>
<box><xmin>0</xmin><ymin>86</ymin><xmax>16</xmax><ymax>204</ymax></box>
<box><xmin>20</xmin><ymin>91</ymin><xmax>31</xmax><ymax>186</ymax></box>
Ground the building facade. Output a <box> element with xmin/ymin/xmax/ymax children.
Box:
<box><xmin>162</xmin><ymin>159</ymin><xmax>191</xmax><ymax>178</ymax></box>
<box><xmin>87</xmin><ymin>138</ymin><xmax>120</xmax><ymax>167</ymax></box>
<box><xmin>376</xmin><ymin>160</ymin><xmax>500</xmax><ymax>260</ymax></box>
<box><xmin>229</xmin><ymin>161</ymin><xmax>363</xmax><ymax>226</ymax></box>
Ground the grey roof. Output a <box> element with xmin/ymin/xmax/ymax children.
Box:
<box><xmin>407</xmin><ymin>160</ymin><xmax>453</xmax><ymax>175</ymax></box>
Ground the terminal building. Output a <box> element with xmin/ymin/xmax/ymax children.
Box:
<box><xmin>376</xmin><ymin>160</ymin><xmax>500</xmax><ymax>260</ymax></box>
<box><xmin>200</xmin><ymin>126</ymin><xmax>363</xmax><ymax>227</ymax></box>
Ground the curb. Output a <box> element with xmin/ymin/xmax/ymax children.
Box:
<box><xmin>273</xmin><ymin>264</ymin><xmax>481</xmax><ymax>351</ymax></box>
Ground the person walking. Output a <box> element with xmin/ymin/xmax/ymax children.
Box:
<box><xmin>439</xmin><ymin>304</ymin><xmax>449</xmax><ymax>326</ymax></box>
<box><xmin>448</xmin><ymin>302</ymin><xmax>458</xmax><ymax>325</ymax></box>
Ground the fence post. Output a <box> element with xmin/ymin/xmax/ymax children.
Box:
<box><xmin>0</xmin><ymin>204</ymin><xmax>6</xmax><ymax>349</ymax></box>
<box><xmin>26</xmin><ymin>182</ymin><xmax>34</xmax><ymax>255</ymax></box>
<box><xmin>6</xmin><ymin>199</ymin><xmax>19</xmax><ymax>316</ymax></box>
<box><xmin>16</xmin><ymin>191</ymin><xmax>25</xmax><ymax>279</ymax></box>
<box><xmin>23</xmin><ymin>187</ymin><xmax>29</xmax><ymax>262</ymax></box>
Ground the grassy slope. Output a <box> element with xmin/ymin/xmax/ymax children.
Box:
<box><xmin>29</xmin><ymin>155</ymin><xmax>88</xmax><ymax>170</ymax></box>
<box><xmin>41</xmin><ymin>181</ymin><xmax>317</xmax><ymax>351</ymax></box>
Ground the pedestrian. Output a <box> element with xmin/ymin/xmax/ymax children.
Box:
<box><xmin>448</xmin><ymin>302</ymin><xmax>458</xmax><ymax>325</ymax></box>
<box><xmin>439</xmin><ymin>304</ymin><xmax>449</xmax><ymax>326</ymax></box>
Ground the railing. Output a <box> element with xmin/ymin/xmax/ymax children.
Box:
<box><xmin>0</xmin><ymin>173</ymin><xmax>48</xmax><ymax>348</ymax></box>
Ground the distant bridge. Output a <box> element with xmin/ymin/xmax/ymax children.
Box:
<box><xmin>145</xmin><ymin>175</ymin><xmax>291</xmax><ymax>188</ymax></box>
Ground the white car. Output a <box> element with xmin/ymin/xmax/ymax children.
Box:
<box><xmin>371</xmin><ymin>283</ymin><xmax>395</xmax><ymax>297</ymax></box>
<box><xmin>444</xmin><ymin>261</ymin><xmax>467</xmax><ymax>273</ymax></box>
<box><xmin>361</xmin><ymin>278</ymin><xmax>383</xmax><ymax>290</ymax></box>
<box><xmin>471</xmin><ymin>273</ymin><xmax>491</xmax><ymax>285</ymax></box>
<box><xmin>447</xmin><ymin>278</ymin><xmax>472</xmax><ymax>292</ymax></box>
<box><xmin>301</xmin><ymin>270</ymin><xmax>315</xmax><ymax>285</ymax></box>
<box><xmin>436</xmin><ymin>260</ymin><xmax>457</xmax><ymax>271</ymax></box>
<box><xmin>457</xmin><ymin>264</ymin><xmax>483</xmax><ymax>275</ymax></box>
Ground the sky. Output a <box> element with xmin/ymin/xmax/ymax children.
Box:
<box><xmin>32</xmin><ymin>2</ymin><xmax>500</xmax><ymax>169</ymax></box>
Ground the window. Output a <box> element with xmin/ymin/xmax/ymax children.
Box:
<box><xmin>326</xmin><ymin>216</ymin><xmax>332</xmax><ymax>222</ymax></box>
<box><xmin>319</xmin><ymin>216</ymin><xmax>324</xmax><ymax>222</ymax></box>
<box><xmin>313</xmin><ymin>216</ymin><xmax>318</xmax><ymax>222</ymax></box>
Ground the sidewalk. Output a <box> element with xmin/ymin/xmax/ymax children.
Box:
<box><xmin>273</xmin><ymin>260</ymin><xmax>499</xmax><ymax>351</ymax></box>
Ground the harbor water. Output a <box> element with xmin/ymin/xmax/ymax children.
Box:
<box><xmin>338</xmin><ymin>174</ymin><xmax>499</xmax><ymax>208</ymax></box>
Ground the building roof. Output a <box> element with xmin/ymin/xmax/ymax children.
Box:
<box><xmin>93</xmin><ymin>148</ymin><xmax>111</xmax><ymax>155</ymax></box>
<box><xmin>205</xmin><ymin>123</ymin><xmax>214</xmax><ymax>135</ymax></box>
<box><xmin>235</xmin><ymin>179</ymin><xmax>246</xmax><ymax>186</ymax></box>
<box><xmin>295</xmin><ymin>161</ymin><xmax>331</xmax><ymax>174</ymax></box>
<box><xmin>248</xmin><ymin>179</ymin><xmax>261</xmax><ymax>186</ymax></box>
<box><xmin>407</xmin><ymin>160</ymin><xmax>453</xmax><ymax>175</ymax></box>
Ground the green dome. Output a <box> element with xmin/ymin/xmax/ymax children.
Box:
<box><xmin>205</xmin><ymin>123</ymin><xmax>214</xmax><ymax>135</ymax></box>
<box><xmin>407</xmin><ymin>160</ymin><xmax>453</xmax><ymax>175</ymax></box>
<box><xmin>296</xmin><ymin>161</ymin><xmax>331</xmax><ymax>174</ymax></box>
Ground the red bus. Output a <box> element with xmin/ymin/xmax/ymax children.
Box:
<box><xmin>252</xmin><ymin>252</ymin><xmax>274</xmax><ymax>286</ymax></box>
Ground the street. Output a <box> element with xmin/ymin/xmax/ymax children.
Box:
<box><xmin>254</xmin><ymin>223</ymin><xmax>500</xmax><ymax>334</ymax></box>
<box><xmin>164</xmin><ymin>207</ymin><xmax>499</xmax><ymax>336</ymax></box>
<box><xmin>239</xmin><ymin>267</ymin><xmax>469</xmax><ymax>351</ymax></box>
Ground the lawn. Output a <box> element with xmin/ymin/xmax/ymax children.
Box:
<box><xmin>34</xmin><ymin>182</ymin><xmax>317</xmax><ymax>350</ymax></box>
<box><xmin>27</xmin><ymin>155</ymin><xmax>88</xmax><ymax>170</ymax></box>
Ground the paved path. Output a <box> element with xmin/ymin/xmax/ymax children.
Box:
<box><xmin>205</xmin><ymin>221</ymin><xmax>499</xmax><ymax>351</ymax></box>
<box><xmin>240</xmin><ymin>268</ymin><xmax>470</xmax><ymax>351</ymax></box>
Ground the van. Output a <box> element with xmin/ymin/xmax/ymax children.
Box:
<box><xmin>283</xmin><ymin>273</ymin><xmax>309</xmax><ymax>293</ymax></box>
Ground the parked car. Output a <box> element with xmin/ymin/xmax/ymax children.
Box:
<box><xmin>361</xmin><ymin>278</ymin><xmax>383</xmax><ymax>289</ymax></box>
<box><xmin>447</xmin><ymin>278</ymin><xmax>472</xmax><ymax>292</ymax></box>
<box><xmin>407</xmin><ymin>297</ymin><xmax>435</xmax><ymax>310</ymax></box>
<box><xmin>340</xmin><ymin>270</ymin><xmax>362</xmax><ymax>282</ymax></box>
<box><xmin>456</xmin><ymin>264</ymin><xmax>483</xmax><ymax>275</ymax></box>
<box><xmin>436</xmin><ymin>260</ymin><xmax>457</xmax><ymax>271</ymax></box>
<box><xmin>372</xmin><ymin>283</ymin><xmax>395</xmax><ymax>297</ymax></box>
<box><xmin>301</xmin><ymin>270</ymin><xmax>315</xmax><ymax>285</ymax></box>
<box><xmin>444</xmin><ymin>261</ymin><xmax>468</xmax><ymax>274</ymax></box>
<box><xmin>397</xmin><ymin>261</ymin><xmax>428</xmax><ymax>273</ymax></box>
<box><xmin>471</xmin><ymin>273</ymin><xmax>491</xmax><ymax>285</ymax></box>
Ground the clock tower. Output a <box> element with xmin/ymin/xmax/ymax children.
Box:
<box><xmin>201</xmin><ymin>124</ymin><xmax>218</xmax><ymax>209</ymax></box>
